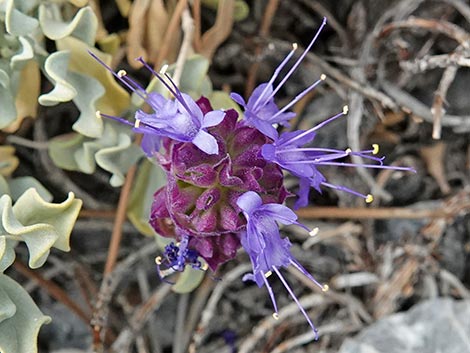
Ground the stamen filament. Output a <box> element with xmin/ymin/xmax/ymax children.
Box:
<box><xmin>283</xmin><ymin>109</ymin><xmax>346</xmax><ymax>146</ymax></box>
<box><xmin>270</xmin><ymin>77</ymin><xmax>324</xmax><ymax>120</ymax></box>
<box><xmin>266</xmin><ymin>17</ymin><xmax>327</xmax><ymax>103</ymax></box>
<box><xmin>252</xmin><ymin>43</ymin><xmax>299</xmax><ymax>111</ymax></box>
<box><xmin>273</xmin><ymin>266</ymin><xmax>319</xmax><ymax>339</ymax></box>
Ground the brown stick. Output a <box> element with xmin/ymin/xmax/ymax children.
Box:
<box><xmin>13</xmin><ymin>260</ymin><xmax>91</xmax><ymax>324</ymax></box>
<box><xmin>103</xmin><ymin>164</ymin><xmax>137</xmax><ymax>275</ymax></box>
<box><xmin>295</xmin><ymin>204</ymin><xmax>470</xmax><ymax>220</ymax></box>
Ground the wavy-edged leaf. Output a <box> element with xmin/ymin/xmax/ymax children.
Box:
<box><xmin>8</xmin><ymin>177</ymin><xmax>53</xmax><ymax>202</ymax></box>
<box><xmin>56</xmin><ymin>36</ymin><xmax>130</xmax><ymax>117</ymax></box>
<box><xmin>39</xmin><ymin>5</ymin><xmax>97</xmax><ymax>46</ymax></box>
<box><xmin>48</xmin><ymin>133</ymin><xmax>85</xmax><ymax>171</ymax></box>
<box><xmin>68</xmin><ymin>71</ymin><xmax>105</xmax><ymax>138</ymax></box>
<box><xmin>128</xmin><ymin>159</ymin><xmax>167</xmax><ymax>236</ymax></box>
<box><xmin>172</xmin><ymin>266</ymin><xmax>206</xmax><ymax>294</ymax></box>
<box><xmin>0</xmin><ymin>189</ymin><xmax>82</xmax><ymax>270</ymax></box>
<box><xmin>13</xmin><ymin>189</ymin><xmax>82</xmax><ymax>252</ymax></box>
<box><xmin>5</xmin><ymin>0</ymin><xmax>39</xmax><ymax>36</ymax></box>
<box><xmin>49</xmin><ymin>122</ymin><xmax>143</xmax><ymax>186</ymax></box>
<box><xmin>0</xmin><ymin>274</ymin><xmax>51</xmax><ymax>353</ymax></box>
<box><xmin>38</xmin><ymin>51</ymin><xmax>77</xmax><ymax>106</ymax></box>
<box><xmin>10</xmin><ymin>36</ymin><xmax>34</xmax><ymax>69</ymax></box>
<box><xmin>95</xmin><ymin>132</ymin><xmax>142</xmax><ymax>187</ymax></box>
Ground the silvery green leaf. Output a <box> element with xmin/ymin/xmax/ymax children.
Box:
<box><xmin>10</xmin><ymin>36</ymin><xmax>34</xmax><ymax>70</ymax></box>
<box><xmin>38</xmin><ymin>51</ymin><xmax>77</xmax><ymax>106</ymax></box>
<box><xmin>49</xmin><ymin>122</ymin><xmax>143</xmax><ymax>187</ymax></box>
<box><xmin>38</xmin><ymin>5</ymin><xmax>97</xmax><ymax>46</ymax></box>
<box><xmin>68</xmin><ymin>71</ymin><xmax>105</xmax><ymax>138</ymax></box>
<box><xmin>0</xmin><ymin>274</ymin><xmax>51</xmax><ymax>353</ymax></box>
<box><xmin>0</xmin><ymin>176</ymin><xmax>9</xmax><ymax>197</ymax></box>
<box><xmin>8</xmin><ymin>176</ymin><xmax>53</xmax><ymax>202</ymax></box>
<box><xmin>0</xmin><ymin>189</ymin><xmax>82</xmax><ymax>270</ymax></box>
<box><xmin>95</xmin><ymin>131</ymin><xmax>142</xmax><ymax>187</ymax></box>
<box><xmin>56</xmin><ymin>37</ymin><xmax>130</xmax><ymax>116</ymax></box>
<box><xmin>5</xmin><ymin>0</ymin><xmax>39</xmax><ymax>36</ymax></box>
<box><xmin>172</xmin><ymin>266</ymin><xmax>206</xmax><ymax>294</ymax></box>
<box><xmin>127</xmin><ymin>159</ymin><xmax>167</xmax><ymax>236</ymax></box>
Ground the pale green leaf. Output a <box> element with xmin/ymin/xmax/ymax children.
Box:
<box><xmin>56</xmin><ymin>37</ymin><xmax>130</xmax><ymax>117</ymax></box>
<box><xmin>0</xmin><ymin>189</ymin><xmax>82</xmax><ymax>270</ymax></box>
<box><xmin>95</xmin><ymin>132</ymin><xmax>142</xmax><ymax>187</ymax></box>
<box><xmin>127</xmin><ymin>159</ymin><xmax>167</xmax><ymax>236</ymax></box>
<box><xmin>48</xmin><ymin>133</ymin><xmax>85</xmax><ymax>171</ymax></box>
<box><xmin>10</xmin><ymin>36</ymin><xmax>34</xmax><ymax>70</ymax></box>
<box><xmin>5</xmin><ymin>0</ymin><xmax>39</xmax><ymax>36</ymax></box>
<box><xmin>172</xmin><ymin>266</ymin><xmax>206</xmax><ymax>294</ymax></box>
<box><xmin>8</xmin><ymin>176</ymin><xmax>53</xmax><ymax>202</ymax></box>
<box><xmin>13</xmin><ymin>188</ymin><xmax>82</xmax><ymax>252</ymax></box>
<box><xmin>68</xmin><ymin>71</ymin><xmax>105</xmax><ymax>138</ymax></box>
<box><xmin>38</xmin><ymin>51</ymin><xmax>77</xmax><ymax>106</ymax></box>
<box><xmin>39</xmin><ymin>5</ymin><xmax>97</xmax><ymax>46</ymax></box>
<box><xmin>48</xmin><ymin>122</ymin><xmax>143</xmax><ymax>187</ymax></box>
<box><xmin>0</xmin><ymin>274</ymin><xmax>51</xmax><ymax>353</ymax></box>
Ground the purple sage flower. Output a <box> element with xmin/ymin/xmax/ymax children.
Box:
<box><xmin>87</xmin><ymin>16</ymin><xmax>416</xmax><ymax>338</ymax></box>
<box><xmin>237</xmin><ymin>191</ymin><xmax>326</xmax><ymax>339</ymax></box>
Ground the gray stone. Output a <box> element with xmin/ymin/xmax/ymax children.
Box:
<box><xmin>338</xmin><ymin>298</ymin><xmax>470</xmax><ymax>353</ymax></box>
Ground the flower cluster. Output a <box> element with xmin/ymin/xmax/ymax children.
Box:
<box><xmin>93</xmin><ymin>17</ymin><xmax>413</xmax><ymax>338</ymax></box>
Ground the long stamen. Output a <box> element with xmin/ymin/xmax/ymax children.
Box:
<box><xmin>270</xmin><ymin>75</ymin><xmax>326</xmax><ymax>121</ymax></box>
<box><xmin>266</xmin><ymin>17</ymin><xmax>327</xmax><ymax>103</ymax></box>
<box><xmin>273</xmin><ymin>266</ymin><xmax>319</xmax><ymax>340</ymax></box>
<box><xmin>290</xmin><ymin>259</ymin><xmax>326</xmax><ymax>291</ymax></box>
<box><xmin>309</xmin><ymin>161</ymin><xmax>414</xmax><ymax>171</ymax></box>
<box><xmin>88</xmin><ymin>50</ymin><xmax>148</xmax><ymax>101</ymax></box>
<box><xmin>252</xmin><ymin>43</ymin><xmax>299</xmax><ymax>111</ymax></box>
<box><xmin>96</xmin><ymin>111</ymin><xmax>133</xmax><ymax>126</ymax></box>
<box><xmin>135</xmin><ymin>57</ymin><xmax>194</xmax><ymax>116</ymax></box>
<box><xmin>262</xmin><ymin>273</ymin><xmax>280</xmax><ymax>318</ymax></box>
<box><xmin>321</xmin><ymin>181</ymin><xmax>373</xmax><ymax>203</ymax></box>
<box><xmin>282</xmin><ymin>106</ymin><xmax>348</xmax><ymax>146</ymax></box>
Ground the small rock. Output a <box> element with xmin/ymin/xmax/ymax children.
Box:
<box><xmin>338</xmin><ymin>298</ymin><xmax>470</xmax><ymax>353</ymax></box>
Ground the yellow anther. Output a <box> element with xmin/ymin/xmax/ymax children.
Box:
<box><xmin>343</xmin><ymin>105</ymin><xmax>349</xmax><ymax>114</ymax></box>
<box><xmin>95</xmin><ymin>110</ymin><xmax>101</xmax><ymax>119</ymax></box>
<box><xmin>272</xmin><ymin>313</ymin><xmax>279</xmax><ymax>320</ymax></box>
<box><xmin>134</xmin><ymin>119</ymin><xmax>141</xmax><ymax>128</ymax></box>
<box><xmin>292</xmin><ymin>43</ymin><xmax>298</xmax><ymax>50</ymax></box>
<box><xmin>160</xmin><ymin>64</ymin><xmax>169</xmax><ymax>75</ymax></box>
<box><xmin>345</xmin><ymin>148</ymin><xmax>352</xmax><ymax>154</ymax></box>
<box><xmin>201</xmin><ymin>263</ymin><xmax>209</xmax><ymax>271</ymax></box>
<box><xmin>155</xmin><ymin>256</ymin><xmax>162</xmax><ymax>265</ymax></box>
<box><xmin>365</xmin><ymin>194</ymin><xmax>374</xmax><ymax>203</ymax></box>
<box><xmin>320</xmin><ymin>74</ymin><xmax>327</xmax><ymax>81</ymax></box>
<box><xmin>372</xmin><ymin>144</ymin><xmax>379</xmax><ymax>155</ymax></box>
<box><xmin>322</xmin><ymin>284</ymin><xmax>329</xmax><ymax>292</ymax></box>
<box><xmin>309</xmin><ymin>227</ymin><xmax>319</xmax><ymax>237</ymax></box>
<box><xmin>265</xmin><ymin>271</ymin><xmax>273</xmax><ymax>278</ymax></box>
<box><xmin>117</xmin><ymin>69</ymin><xmax>127</xmax><ymax>77</ymax></box>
